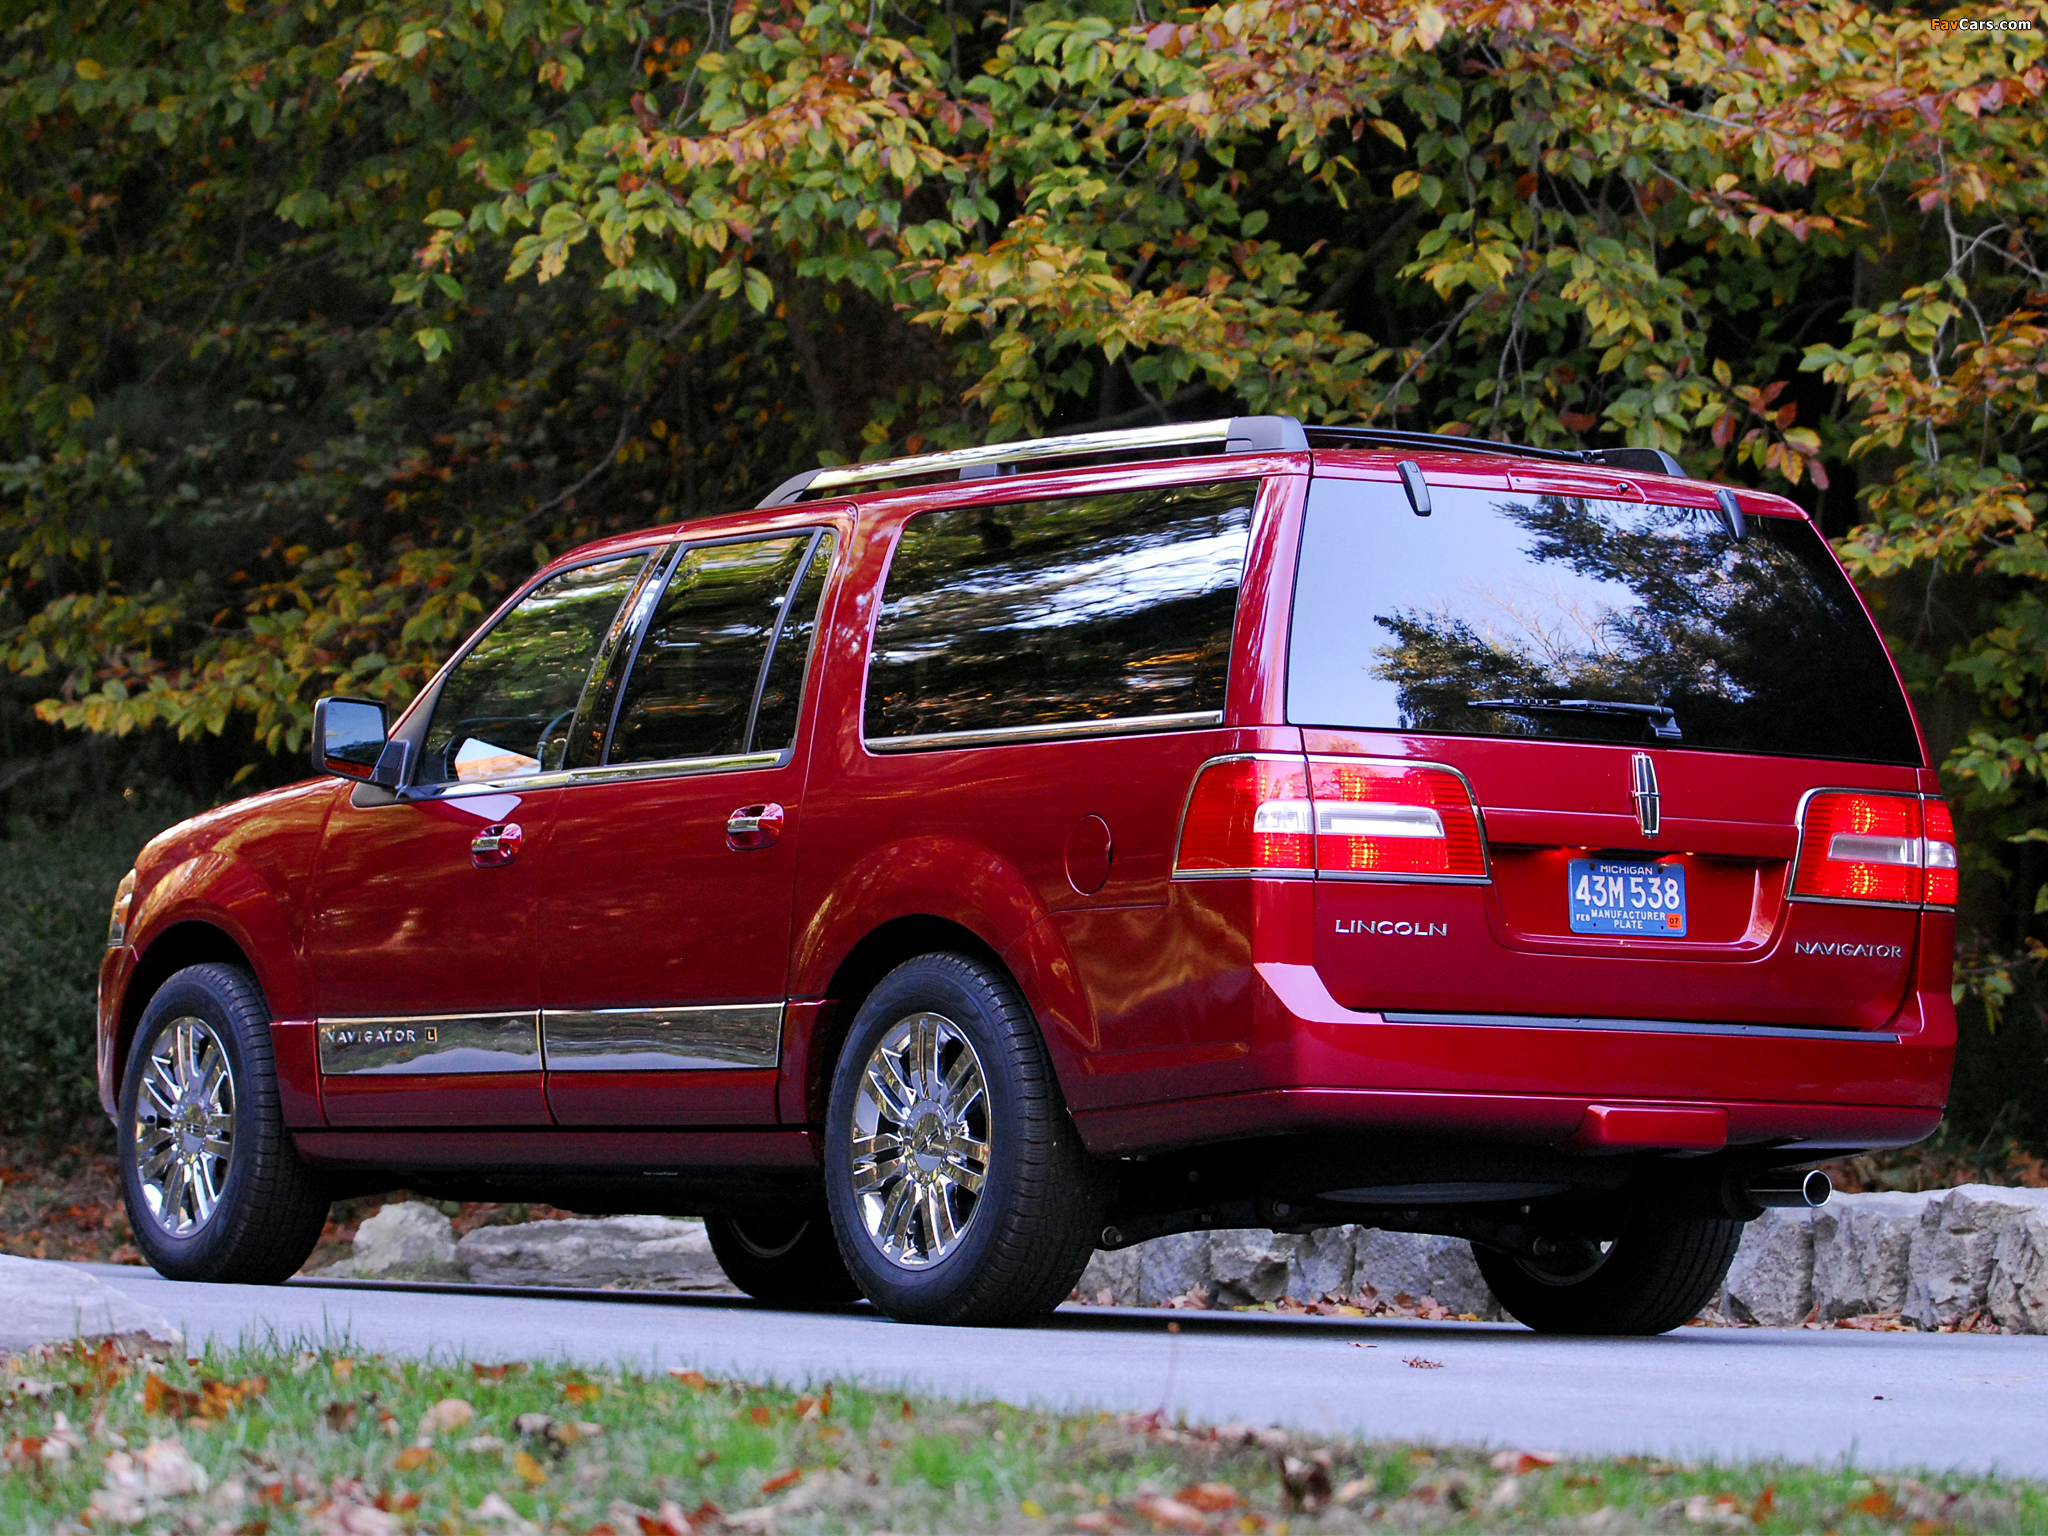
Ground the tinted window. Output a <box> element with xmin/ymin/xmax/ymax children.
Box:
<box><xmin>420</xmin><ymin>553</ymin><xmax>650</xmax><ymax>785</ymax></box>
<box><xmin>865</xmin><ymin>480</ymin><xmax>1256</xmax><ymax>741</ymax></box>
<box><xmin>607</xmin><ymin>535</ymin><xmax>813</xmax><ymax>764</ymax></box>
<box><xmin>752</xmin><ymin>532</ymin><xmax>835</xmax><ymax>753</ymax></box>
<box><xmin>1288</xmin><ymin>480</ymin><xmax>1920</xmax><ymax>763</ymax></box>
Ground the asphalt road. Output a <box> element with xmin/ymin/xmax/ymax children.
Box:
<box><xmin>72</xmin><ymin>1263</ymin><xmax>2048</xmax><ymax>1479</ymax></box>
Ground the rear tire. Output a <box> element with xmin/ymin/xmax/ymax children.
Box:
<box><xmin>1473</xmin><ymin>1207</ymin><xmax>1743</xmax><ymax>1335</ymax></box>
<box><xmin>705</xmin><ymin>1210</ymin><xmax>862</xmax><ymax>1307</ymax></box>
<box><xmin>117</xmin><ymin>962</ymin><xmax>330</xmax><ymax>1283</ymax></box>
<box><xmin>824</xmin><ymin>952</ymin><xmax>1108</xmax><ymax>1326</ymax></box>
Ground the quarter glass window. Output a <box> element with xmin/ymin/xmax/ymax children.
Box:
<box><xmin>1287</xmin><ymin>480</ymin><xmax>1921</xmax><ymax>763</ymax></box>
<box><xmin>420</xmin><ymin>553</ymin><xmax>651</xmax><ymax>786</ymax></box>
<box><xmin>864</xmin><ymin>480</ymin><xmax>1257</xmax><ymax>741</ymax></box>
<box><xmin>607</xmin><ymin>535</ymin><xmax>815</xmax><ymax>764</ymax></box>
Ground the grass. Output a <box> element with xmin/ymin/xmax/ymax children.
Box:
<box><xmin>2</xmin><ymin>1341</ymin><xmax>2043</xmax><ymax>1534</ymax></box>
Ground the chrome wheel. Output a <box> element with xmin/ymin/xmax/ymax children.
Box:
<box><xmin>132</xmin><ymin>1016</ymin><xmax>236</xmax><ymax>1238</ymax></box>
<box><xmin>849</xmin><ymin>1011</ymin><xmax>991</xmax><ymax>1269</ymax></box>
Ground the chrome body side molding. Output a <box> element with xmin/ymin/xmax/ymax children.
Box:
<box><xmin>541</xmin><ymin>1004</ymin><xmax>784</xmax><ymax>1072</ymax></box>
<box><xmin>316</xmin><ymin>1013</ymin><xmax>542</xmax><ymax>1075</ymax></box>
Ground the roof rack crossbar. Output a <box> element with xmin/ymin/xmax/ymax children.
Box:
<box><xmin>1303</xmin><ymin>427</ymin><xmax>1685</xmax><ymax>479</ymax></box>
<box><xmin>755</xmin><ymin>415</ymin><xmax>1309</xmax><ymax>507</ymax></box>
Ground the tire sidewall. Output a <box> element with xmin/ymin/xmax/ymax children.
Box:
<box><xmin>823</xmin><ymin>958</ymin><xmax>1031</xmax><ymax>1316</ymax></box>
<box><xmin>117</xmin><ymin>967</ymin><xmax>270</xmax><ymax>1278</ymax></box>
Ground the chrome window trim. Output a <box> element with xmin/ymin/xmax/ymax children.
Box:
<box><xmin>865</xmin><ymin>710</ymin><xmax>1223</xmax><ymax>754</ymax></box>
<box><xmin>400</xmin><ymin>748</ymin><xmax>790</xmax><ymax>799</ymax></box>
<box><xmin>1379</xmin><ymin>1009</ymin><xmax>1901</xmax><ymax>1044</ymax></box>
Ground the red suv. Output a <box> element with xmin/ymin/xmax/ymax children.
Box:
<box><xmin>96</xmin><ymin>416</ymin><xmax>1954</xmax><ymax>1333</ymax></box>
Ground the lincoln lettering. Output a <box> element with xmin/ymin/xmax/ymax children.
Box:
<box><xmin>1335</xmin><ymin>919</ymin><xmax>1449</xmax><ymax>937</ymax></box>
<box><xmin>1793</xmin><ymin>941</ymin><xmax>1905</xmax><ymax>958</ymax></box>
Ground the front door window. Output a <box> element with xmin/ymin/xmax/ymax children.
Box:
<box><xmin>419</xmin><ymin>553</ymin><xmax>651</xmax><ymax>785</ymax></box>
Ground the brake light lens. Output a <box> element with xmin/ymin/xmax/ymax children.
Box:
<box><xmin>1308</xmin><ymin>759</ymin><xmax>1487</xmax><ymax>879</ymax></box>
<box><xmin>1174</xmin><ymin>756</ymin><xmax>1313</xmax><ymax>874</ymax></box>
<box><xmin>1922</xmin><ymin>799</ymin><xmax>1958</xmax><ymax>907</ymax></box>
<box><xmin>1793</xmin><ymin>791</ymin><xmax>1954</xmax><ymax>907</ymax></box>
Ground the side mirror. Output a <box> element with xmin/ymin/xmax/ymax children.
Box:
<box><xmin>313</xmin><ymin>697</ymin><xmax>391</xmax><ymax>783</ymax></box>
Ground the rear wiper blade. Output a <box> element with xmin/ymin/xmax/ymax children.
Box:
<box><xmin>1472</xmin><ymin>697</ymin><xmax>1682</xmax><ymax>743</ymax></box>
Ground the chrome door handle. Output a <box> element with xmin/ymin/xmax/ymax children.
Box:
<box><xmin>726</xmin><ymin>802</ymin><xmax>785</xmax><ymax>851</ymax></box>
<box><xmin>471</xmin><ymin>822</ymin><xmax>523</xmax><ymax>869</ymax></box>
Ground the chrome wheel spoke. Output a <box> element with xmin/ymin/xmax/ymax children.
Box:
<box><xmin>921</xmin><ymin>1183</ymin><xmax>959</xmax><ymax>1253</ymax></box>
<box><xmin>847</xmin><ymin>1010</ymin><xmax>991</xmax><ymax>1270</ymax></box>
<box><xmin>129</xmin><ymin>1016</ymin><xmax>236</xmax><ymax>1239</ymax></box>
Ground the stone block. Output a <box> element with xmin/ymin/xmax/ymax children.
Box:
<box><xmin>1352</xmin><ymin>1229</ymin><xmax>1503</xmax><ymax>1319</ymax></box>
<box><xmin>1811</xmin><ymin>1190</ymin><xmax>1932</xmax><ymax>1321</ymax></box>
<box><xmin>1721</xmin><ymin>1207</ymin><xmax>1814</xmax><ymax>1326</ymax></box>
<box><xmin>322</xmin><ymin>1201</ymin><xmax>463</xmax><ymax>1281</ymax></box>
<box><xmin>1207</xmin><ymin>1229</ymin><xmax>1298</xmax><ymax>1306</ymax></box>
<box><xmin>1986</xmin><ymin>1208</ymin><xmax>2048</xmax><ymax>1334</ymax></box>
<box><xmin>1074</xmin><ymin>1245</ymin><xmax>1143</xmax><ymax>1304</ymax></box>
<box><xmin>1135</xmin><ymin>1232</ymin><xmax>1213</xmax><ymax>1306</ymax></box>
<box><xmin>1906</xmin><ymin>1185</ymin><xmax>2048</xmax><ymax>1329</ymax></box>
<box><xmin>0</xmin><ymin>1256</ymin><xmax>179</xmax><ymax>1353</ymax></box>
<box><xmin>457</xmin><ymin>1215</ymin><xmax>734</xmax><ymax>1292</ymax></box>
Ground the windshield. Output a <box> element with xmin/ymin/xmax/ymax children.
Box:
<box><xmin>1287</xmin><ymin>479</ymin><xmax>1921</xmax><ymax>765</ymax></box>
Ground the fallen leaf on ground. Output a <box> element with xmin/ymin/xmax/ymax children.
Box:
<box><xmin>513</xmin><ymin>1448</ymin><xmax>547</xmax><ymax>1485</ymax></box>
<box><xmin>760</xmin><ymin>1468</ymin><xmax>802</xmax><ymax>1495</ymax></box>
<box><xmin>564</xmin><ymin>1381</ymin><xmax>602</xmax><ymax>1404</ymax></box>
<box><xmin>1403</xmin><ymin>1356</ymin><xmax>1444</xmax><ymax>1369</ymax></box>
<box><xmin>416</xmin><ymin>1397</ymin><xmax>475</xmax><ymax>1438</ymax></box>
<box><xmin>1177</xmin><ymin>1481</ymin><xmax>1238</xmax><ymax>1511</ymax></box>
<box><xmin>1133</xmin><ymin>1492</ymin><xmax>1209</xmax><ymax>1530</ymax></box>
<box><xmin>393</xmin><ymin>1446</ymin><xmax>431</xmax><ymax>1471</ymax></box>
<box><xmin>1491</xmin><ymin>1449</ymin><xmax>1559</xmax><ymax>1474</ymax></box>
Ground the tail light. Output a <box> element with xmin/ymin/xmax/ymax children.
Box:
<box><xmin>1308</xmin><ymin>758</ymin><xmax>1487</xmax><ymax>880</ymax></box>
<box><xmin>1173</xmin><ymin>756</ymin><xmax>1313</xmax><ymax>875</ymax></box>
<box><xmin>1792</xmin><ymin>791</ymin><xmax>1956</xmax><ymax>908</ymax></box>
<box><xmin>1174</xmin><ymin>754</ymin><xmax>1487</xmax><ymax>881</ymax></box>
<box><xmin>1922</xmin><ymin>799</ymin><xmax>1958</xmax><ymax>907</ymax></box>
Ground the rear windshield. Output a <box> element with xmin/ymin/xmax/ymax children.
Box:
<box><xmin>1287</xmin><ymin>479</ymin><xmax>1921</xmax><ymax>765</ymax></box>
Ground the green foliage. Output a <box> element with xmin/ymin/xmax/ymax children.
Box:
<box><xmin>5</xmin><ymin>0</ymin><xmax>2048</xmax><ymax>1130</ymax></box>
<box><xmin>0</xmin><ymin>794</ymin><xmax>196</xmax><ymax>1142</ymax></box>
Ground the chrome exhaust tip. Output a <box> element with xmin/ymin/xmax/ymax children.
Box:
<box><xmin>1745</xmin><ymin>1168</ymin><xmax>1832</xmax><ymax>1209</ymax></box>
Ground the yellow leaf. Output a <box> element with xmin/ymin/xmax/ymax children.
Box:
<box><xmin>1021</xmin><ymin>1499</ymin><xmax>1046</xmax><ymax>1518</ymax></box>
<box><xmin>1413</xmin><ymin>6</ymin><xmax>1448</xmax><ymax>49</ymax></box>
<box><xmin>1392</xmin><ymin>171</ymin><xmax>1422</xmax><ymax>200</ymax></box>
<box><xmin>513</xmin><ymin>1449</ymin><xmax>547</xmax><ymax>1485</ymax></box>
<box><xmin>395</xmin><ymin>1446</ymin><xmax>431</xmax><ymax>1471</ymax></box>
<box><xmin>74</xmin><ymin>59</ymin><xmax>104</xmax><ymax>80</ymax></box>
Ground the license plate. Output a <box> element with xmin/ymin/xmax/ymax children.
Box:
<box><xmin>1568</xmin><ymin>859</ymin><xmax>1686</xmax><ymax>936</ymax></box>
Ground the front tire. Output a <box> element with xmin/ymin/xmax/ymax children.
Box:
<box><xmin>705</xmin><ymin>1210</ymin><xmax>862</xmax><ymax>1307</ymax></box>
<box><xmin>823</xmin><ymin>953</ymin><xmax>1107</xmax><ymax>1326</ymax></box>
<box><xmin>1473</xmin><ymin>1207</ymin><xmax>1744</xmax><ymax>1335</ymax></box>
<box><xmin>117</xmin><ymin>962</ymin><xmax>330</xmax><ymax>1283</ymax></box>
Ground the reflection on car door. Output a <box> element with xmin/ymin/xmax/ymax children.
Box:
<box><xmin>537</xmin><ymin>531</ymin><xmax>836</xmax><ymax>1126</ymax></box>
<box><xmin>307</xmin><ymin>552</ymin><xmax>657</xmax><ymax>1126</ymax></box>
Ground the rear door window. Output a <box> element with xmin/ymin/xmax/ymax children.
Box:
<box><xmin>865</xmin><ymin>480</ymin><xmax>1257</xmax><ymax>743</ymax></box>
<box><xmin>606</xmin><ymin>531</ymin><xmax>831</xmax><ymax>764</ymax></box>
<box><xmin>1287</xmin><ymin>479</ymin><xmax>1920</xmax><ymax>764</ymax></box>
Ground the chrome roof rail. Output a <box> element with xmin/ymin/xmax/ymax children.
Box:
<box><xmin>1303</xmin><ymin>426</ymin><xmax>1686</xmax><ymax>479</ymax></box>
<box><xmin>754</xmin><ymin>415</ymin><xmax>1309</xmax><ymax>507</ymax></box>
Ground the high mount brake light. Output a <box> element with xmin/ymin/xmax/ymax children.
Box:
<box><xmin>1792</xmin><ymin>791</ymin><xmax>1956</xmax><ymax>909</ymax></box>
<box><xmin>1308</xmin><ymin>758</ymin><xmax>1487</xmax><ymax>880</ymax></box>
<box><xmin>1174</xmin><ymin>755</ymin><xmax>1487</xmax><ymax>881</ymax></box>
<box><xmin>1174</xmin><ymin>757</ymin><xmax>1313</xmax><ymax>875</ymax></box>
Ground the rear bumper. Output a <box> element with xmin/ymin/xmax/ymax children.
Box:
<box><xmin>1070</xmin><ymin>960</ymin><xmax>1951</xmax><ymax>1157</ymax></box>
